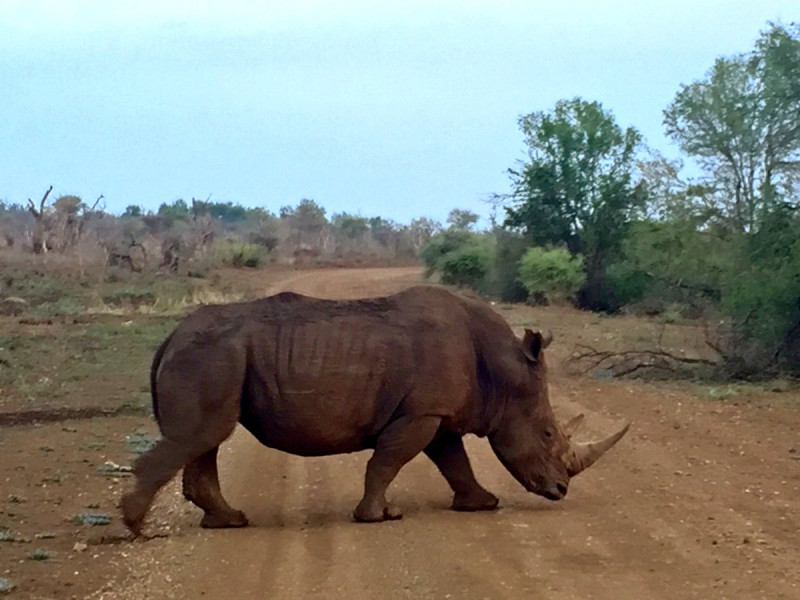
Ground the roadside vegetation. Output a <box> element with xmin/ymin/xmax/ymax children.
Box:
<box><xmin>422</xmin><ymin>23</ymin><xmax>800</xmax><ymax>380</ymax></box>
<box><xmin>1</xmin><ymin>22</ymin><xmax>798</xmax><ymax>383</ymax></box>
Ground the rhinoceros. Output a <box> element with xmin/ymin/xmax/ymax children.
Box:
<box><xmin>122</xmin><ymin>285</ymin><xmax>628</xmax><ymax>534</ymax></box>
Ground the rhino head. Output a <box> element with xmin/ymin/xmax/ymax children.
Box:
<box><xmin>488</xmin><ymin>329</ymin><xmax>629</xmax><ymax>501</ymax></box>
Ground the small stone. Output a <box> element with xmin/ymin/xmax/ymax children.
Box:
<box><xmin>73</xmin><ymin>542</ymin><xmax>88</xmax><ymax>552</ymax></box>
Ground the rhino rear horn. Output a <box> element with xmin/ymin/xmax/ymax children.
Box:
<box><xmin>542</xmin><ymin>330</ymin><xmax>553</xmax><ymax>348</ymax></box>
<box><xmin>561</xmin><ymin>413</ymin><xmax>585</xmax><ymax>438</ymax></box>
<box><xmin>565</xmin><ymin>423</ymin><xmax>630</xmax><ymax>477</ymax></box>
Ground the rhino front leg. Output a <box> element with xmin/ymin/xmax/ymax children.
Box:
<box><xmin>354</xmin><ymin>415</ymin><xmax>441</xmax><ymax>523</ymax></box>
<box><xmin>424</xmin><ymin>434</ymin><xmax>499</xmax><ymax>512</ymax></box>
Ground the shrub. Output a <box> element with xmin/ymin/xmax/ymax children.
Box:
<box><xmin>210</xmin><ymin>240</ymin><xmax>268</xmax><ymax>268</ymax></box>
<box><xmin>420</xmin><ymin>231</ymin><xmax>494</xmax><ymax>291</ymax></box>
<box><xmin>717</xmin><ymin>224</ymin><xmax>800</xmax><ymax>375</ymax></box>
<box><xmin>439</xmin><ymin>244</ymin><xmax>493</xmax><ymax>289</ymax></box>
<box><xmin>518</xmin><ymin>247</ymin><xmax>585</xmax><ymax>304</ymax></box>
<box><xmin>420</xmin><ymin>230</ymin><xmax>474</xmax><ymax>275</ymax></box>
<box><xmin>605</xmin><ymin>261</ymin><xmax>652</xmax><ymax>307</ymax></box>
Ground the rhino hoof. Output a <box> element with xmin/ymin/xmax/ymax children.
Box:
<box><xmin>383</xmin><ymin>503</ymin><xmax>403</xmax><ymax>520</ymax></box>
<box><xmin>353</xmin><ymin>501</ymin><xmax>403</xmax><ymax>522</ymax></box>
<box><xmin>200</xmin><ymin>510</ymin><xmax>249</xmax><ymax>529</ymax></box>
<box><xmin>452</xmin><ymin>490</ymin><xmax>499</xmax><ymax>512</ymax></box>
<box><xmin>120</xmin><ymin>493</ymin><xmax>146</xmax><ymax>536</ymax></box>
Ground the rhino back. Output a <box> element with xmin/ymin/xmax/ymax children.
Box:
<box><xmin>161</xmin><ymin>286</ymin><xmax>499</xmax><ymax>455</ymax></box>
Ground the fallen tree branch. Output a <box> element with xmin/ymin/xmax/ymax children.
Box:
<box><xmin>567</xmin><ymin>343</ymin><xmax>719</xmax><ymax>378</ymax></box>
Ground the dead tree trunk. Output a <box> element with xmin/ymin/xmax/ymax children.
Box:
<box><xmin>26</xmin><ymin>186</ymin><xmax>53</xmax><ymax>253</ymax></box>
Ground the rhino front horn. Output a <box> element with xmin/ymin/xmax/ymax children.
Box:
<box><xmin>565</xmin><ymin>423</ymin><xmax>630</xmax><ymax>477</ymax></box>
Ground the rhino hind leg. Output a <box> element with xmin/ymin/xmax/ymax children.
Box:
<box><xmin>353</xmin><ymin>415</ymin><xmax>442</xmax><ymax>523</ymax></box>
<box><xmin>122</xmin><ymin>393</ymin><xmax>241</xmax><ymax>535</ymax></box>
<box><xmin>424</xmin><ymin>434</ymin><xmax>499</xmax><ymax>512</ymax></box>
<box><xmin>121</xmin><ymin>438</ymin><xmax>198</xmax><ymax>536</ymax></box>
<box><xmin>183</xmin><ymin>447</ymin><xmax>248</xmax><ymax>529</ymax></box>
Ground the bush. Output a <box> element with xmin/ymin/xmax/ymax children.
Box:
<box><xmin>438</xmin><ymin>244</ymin><xmax>493</xmax><ymax>289</ymax></box>
<box><xmin>420</xmin><ymin>231</ymin><xmax>494</xmax><ymax>292</ymax></box>
<box><xmin>210</xmin><ymin>240</ymin><xmax>269</xmax><ymax>268</ymax></box>
<box><xmin>599</xmin><ymin>221</ymin><xmax>730</xmax><ymax>315</ymax></box>
<box><xmin>718</xmin><ymin>219</ymin><xmax>800</xmax><ymax>374</ymax></box>
<box><xmin>518</xmin><ymin>247</ymin><xmax>585</xmax><ymax>304</ymax></box>
<box><xmin>420</xmin><ymin>230</ymin><xmax>474</xmax><ymax>275</ymax></box>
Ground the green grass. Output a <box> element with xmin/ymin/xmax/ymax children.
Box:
<box><xmin>0</xmin><ymin>317</ymin><xmax>177</xmax><ymax>409</ymax></box>
<box><xmin>28</xmin><ymin>549</ymin><xmax>53</xmax><ymax>561</ymax></box>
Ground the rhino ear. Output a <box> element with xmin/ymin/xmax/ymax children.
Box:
<box><xmin>522</xmin><ymin>329</ymin><xmax>543</xmax><ymax>362</ymax></box>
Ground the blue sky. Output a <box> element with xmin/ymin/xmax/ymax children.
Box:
<box><xmin>1</xmin><ymin>1</ymin><xmax>796</xmax><ymax>225</ymax></box>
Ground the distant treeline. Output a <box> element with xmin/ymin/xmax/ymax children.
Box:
<box><xmin>2</xmin><ymin>22</ymin><xmax>799</xmax><ymax>379</ymax></box>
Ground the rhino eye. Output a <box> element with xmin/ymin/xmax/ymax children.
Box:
<box><xmin>544</xmin><ymin>429</ymin><xmax>554</xmax><ymax>438</ymax></box>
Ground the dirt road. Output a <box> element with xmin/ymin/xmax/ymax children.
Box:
<box><xmin>96</xmin><ymin>268</ymin><xmax>799</xmax><ymax>600</ymax></box>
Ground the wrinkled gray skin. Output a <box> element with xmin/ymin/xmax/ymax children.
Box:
<box><xmin>122</xmin><ymin>286</ymin><xmax>628</xmax><ymax>535</ymax></box>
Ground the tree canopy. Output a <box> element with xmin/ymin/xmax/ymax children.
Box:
<box><xmin>504</xmin><ymin>97</ymin><xmax>647</xmax><ymax>308</ymax></box>
<box><xmin>663</xmin><ymin>22</ymin><xmax>800</xmax><ymax>232</ymax></box>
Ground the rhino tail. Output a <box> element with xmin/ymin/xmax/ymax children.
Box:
<box><xmin>150</xmin><ymin>331</ymin><xmax>175</xmax><ymax>425</ymax></box>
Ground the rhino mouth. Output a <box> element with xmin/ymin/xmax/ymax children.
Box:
<box><xmin>537</xmin><ymin>481</ymin><xmax>568</xmax><ymax>501</ymax></box>
<box><xmin>523</xmin><ymin>477</ymin><xmax>568</xmax><ymax>501</ymax></box>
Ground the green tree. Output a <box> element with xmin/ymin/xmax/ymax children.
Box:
<box><xmin>663</xmin><ymin>23</ymin><xmax>800</xmax><ymax>232</ymax></box>
<box><xmin>53</xmin><ymin>195</ymin><xmax>83</xmax><ymax>215</ymax></box>
<box><xmin>409</xmin><ymin>217</ymin><xmax>442</xmax><ymax>251</ymax></box>
<box><xmin>368</xmin><ymin>217</ymin><xmax>397</xmax><ymax>246</ymax></box>
<box><xmin>331</xmin><ymin>213</ymin><xmax>370</xmax><ymax>240</ymax></box>
<box><xmin>122</xmin><ymin>204</ymin><xmax>143</xmax><ymax>218</ymax></box>
<box><xmin>191</xmin><ymin>200</ymin><xmax>247</xmax><ymax>223</ymax></box>
<box><xmin>158</xmin><ymin>199</ymin><xmax>191</xmax><ymax>221</ymax></box>
<box><xmin>446</xmin><ymin>208</ymin><xmax>479</xmax><ymax>231</ymax></box>
<box><xmin>606</xmin><ymin>220</ymin><xmax>730</xmax><ymax>308</ymax></box>
<box><xmin>718</xmin><ymin>205</ymin><xmax>800</xmax><ymax>374</ymax></box>
<box><xmin>504</xmin><ymin>97</ymin><xmax>647</xmax><ymax>309</ymax></box>
<box><xmin>280</xmin><ymin>199</ymin><xmax>327</xmax><ymax>230</ymax></box>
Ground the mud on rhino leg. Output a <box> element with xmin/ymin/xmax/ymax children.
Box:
<box><xmin>354</xmin><ymin>415</ymin><xmax>441</xmax><ymax>523</ymax></box>
<box><xmin>183</xmin><ymin>447</ymin><xmax>248</xmax><ymax>529</ymax></box>
<box><xmin>424</xmin><ymin>434</ymin><xmax>499</xmax><ymax>512</ymax></box>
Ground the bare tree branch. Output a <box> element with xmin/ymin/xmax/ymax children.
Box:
<box><xmin>27</xmin><ymin>185</ymin><xmax>52</xmax><ymax>219</ymax></box>
<box><xmin>89</xmin><ymin>194</ymin><xmax>105</xmax><ymax>212</ymax></box>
